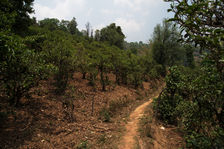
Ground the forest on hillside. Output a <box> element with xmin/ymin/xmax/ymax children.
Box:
<box><xmin>0</xmin><ymin>0</ymin><xmax>223</xmax><ymax>148</ymax></box>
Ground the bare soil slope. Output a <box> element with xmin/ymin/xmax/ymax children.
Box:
<box><xmin>0</xmin><ymin>73</ymin><xmax>158</xmax><ymax>149</ymax></box>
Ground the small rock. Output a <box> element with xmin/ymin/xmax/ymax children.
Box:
<box><xmin>160</xmin><ymin>126</ymin><xmax>165</xmax><ymax>130</ymax></box>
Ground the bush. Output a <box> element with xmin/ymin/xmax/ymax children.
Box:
<box><xmin>0</xmin><ymin>32</ymin><xmax>51</xmax><ymax>106</ymax></box>
<box><xmin>42</xmin><ymin>31</ymin><xmax>75</xmax><ymax>94</ymax></box>
<box><xmin>154</xmin><ymin>65</ymin><xmax>224</xmax><ymax>148</ymax></box>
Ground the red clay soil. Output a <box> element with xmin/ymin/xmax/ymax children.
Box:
<box><xmin>0</xmin><ymin>73</ymin><xmax>183</xmax><ymax>149</ymax></box>
<box><xmin>0</xmin><ymin>73</ymin><xmax>157</xmax><ymax>149</ymax></box>
<box><xmin>118</xmin><ymin>99</ymin><xmax>153</xmax><ymax>149</ymax></box>
<box><xmin>139</xmin><ymin>100</ymin><xmax>185</xmax><ymax>149</ymax></box>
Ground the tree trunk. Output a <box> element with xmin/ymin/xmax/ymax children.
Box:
<box><xmin>82</xmin><ymin>72</ymin><xmax>86</xmax><ymax>79</ymax></box>
<box><xmin>100</xmin><ymin>67</ymin><xmax>106</xmax><ymax>91</ymax></box>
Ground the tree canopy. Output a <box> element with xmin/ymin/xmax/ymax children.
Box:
<box><xmin>100</xmin><ymin>23</ymin><xmax>125</xmax><ymax>49</ymax></box>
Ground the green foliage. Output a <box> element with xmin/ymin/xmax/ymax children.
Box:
<box><xmin>99</xmin><ymin>107</ymin><xmax>111</xmax><ymax>122</ymax></box>
<box><xmin>154</xmin><ymin>65</ymin><xmax>224</xmax><ymax>148</ymax></box>
<box><xmin>151</xmin><ymin>20</ymin><xmax>185</xmax><ymax>67</ymax></box>
<box><xmin>75</xmin><ymin>43</ymin><xmax>90</xmax><ymax>79</ymax></box>
<box><xmin>0</xmin><ymin>0</ymin><xmax>16</xmax><ymax>31</ymax></box>
<box><xmin>68</xmin><ymin>17</ymin><xmax>78</xmax><ymax>35</ymax></box>
<box><xmin>100</xmin><ymin>23</ymin><xmax>125</xmax><ymax>49</ymax></box>
<box><xmin>89</xmin><ymin>42</ymin><xmax>114</xmax><ymax>91</ymax></box>
<box><xmin>42</xmin><ymin>31</ymin><xmax>75</xmax><ymax>94</ymax></box>
<box><xmin>76</xmin><ymin>140</ymin><xmax>89</xmax><ymax>149</ymax></box>
<box><xmin>184</xmin><ymin>44</ymin><xmax>195</xmax><ymax>68</ymax></box>
<box><xmin>165</xmin><ymin>0</ymin><xmax>224</xmax><ymax>74</ymax></box>
<box><xmin>0</xmin><ymin>32</ymin><xmax>52</xmax><ymax>105</ymax></box>
<box><xmin>0</xmin><ymin>0</ymin><xmax>34</xmax><ymax>35</ymax></box>
<box><xmin>124</xmin><ymin>41</ymin><xmax>149</xmax><ymax>54</ymax></box>
<box><xmin>39</xmin><ymin>18</ymin><xmax>60</xmax><ymax>31</ymax></box>
<box><xmin>160</xmin><ymin>1</ymin><xmax>224</xmax><ymax>148</ymax></box>
<box><xmin>165</xmin><ymin>0</ymin><xmax>224</xmax><ymax>50</ymax></box>
<box><xmin>127</xmin><ymin>53</ymin><xmax>144</xmax><ymax>88</ymax></box>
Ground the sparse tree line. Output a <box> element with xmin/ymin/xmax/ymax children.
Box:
<box><xmin>0</xmin><ymin>0</ymin><xmax>194</xmax><ymax>107</ymax></box>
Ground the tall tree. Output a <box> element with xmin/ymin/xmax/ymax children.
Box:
<box><xmin>151</xmin><ymin>19</ymin><xmax>184</xmax><ymax>67</ymax></box>
<box><xmin>95</xmin><ymin>29</ymin><xmax>101</xmax><ymax>41</ymax></box>
<box><xmin>68</xmin><ymin>17</ymin><xmax>78</xmax><ymax>35</ymax></box>
<box><xmin>100</xmin><ymin>23</ymin><xmax>125</xmax><ymax>49</ymax></box>
<box><xmin>39</xmin><ymin>18</ymin><xmax>60</xmax><ymax>31</ymax></box>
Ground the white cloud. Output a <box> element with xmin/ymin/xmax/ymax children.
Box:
<box><xmin>115</xmin><ymin>18</ymin><xmax>143</xmax><ymax>34</ymax></box>
<box><xmin>32</xmin><ymin>0</ymin><xmax>171</xmax><ymax>42</ymax></box>
<box><xmin>33</xmin><ymin>0</ymin><xmax>85</xmax><ymax>20</ymax></box>
<box><xmin>113</xmin><ymin>0</ymin><xmax>134</xmax><ymax>8</ymax></box>
<box><xmin>94</xmin><ymin>23</ymin><xmax>106</xmax><ymax>30</ymax></box>
<box><xmin>113</xmin><ymin>0</ymin><xmax>158</xmax><ymax>10</ymax></box>
<box><xmin>100</xmin><ymin>9</ymin><xmax>116</xmax><ymax>16</ymax></box>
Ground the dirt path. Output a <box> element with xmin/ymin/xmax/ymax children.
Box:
<box><xmin>118</xmin><ymin>99</ymin><xmax>153</xmax><ymax>149</ymax></box>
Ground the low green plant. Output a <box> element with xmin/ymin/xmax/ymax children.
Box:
<box><xmin>76</xmin><ymin>140</ymin><xmax>89</xmax><ymax>149</ymax></box>
<box><xmin>97</xmin><ymin>134</ymin><xmax>107</xmax><ymax>144</ymax></box>
<box><xmin>99</xmin><ymin>107</ymin><xmax>110</xmax><ymax>122</ymax></box>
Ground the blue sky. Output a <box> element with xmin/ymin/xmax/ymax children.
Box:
<box><xmin>32</xmin><ymin>0</ymin><xmax>173</xmax><ymax>42</ymax></box>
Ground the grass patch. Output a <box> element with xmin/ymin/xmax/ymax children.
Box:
<box><xmin>76</xmin><ymin>140</ymin><xmax>89</xmax><ymax>149</ymax></box>
<box><xmin>139</xmin><ymin>115</ymin><xmax>153</xmax><ymax>138</ymax></box>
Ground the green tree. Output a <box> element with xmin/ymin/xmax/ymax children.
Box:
<box><xmin>100</xmin><ymin>23</ymin><xmax>125</xmax><ymax>49</ymax></box>
<box><xmin>39</xmin><ymin>18</ymin><xmax>60</xmax><ymax>31</ymax></box>
<box><xmin>153</xmin><ymin>0</ymin><xmax>224</xmax><ymax>148</ymax></box>
<box><xmin>151</xmin><ymin>19</ymin><xmax>184</xmax><ymax>68</ymax></box>
<box><xmin>75</xmin><ymin>42</ymin><xmax>90</xmax><ymax>79</ymax></box>
<box><xmin>59</xmin><ymin>20</ymin><xmax>70</xmax><ymax>32</ymax></box>
<box><xmin>0</xmin><ymin>33</ymin><xmax>51</xmax><ymax>106</ymax></box>
<box><xmin>68</xmin><ymin>17</ymin><xmax>78</xmax><ymax>35</ymax></box>
<box><xmin>184</xmin><ymin>44</ymin><xmax>195</xmax><ymax>68</ymax></box>
<box><xmin>90</xmin><ymin>42</ymin><xmax>113</xmax><ymax>91</ymax></box>
<box><xmin>0</xmin><ymin>0</ymin><xmax>52</xmax><ymax>106</ymax></box>
<box><xmin>0</xmin><ymin>0</ymin><xmax>34</xmax><ymax>35</ymax></box>
<box><xmin>95</xmin><ymin>29</ymin><xmax>100</xmax><ymax>41</ymax></box>
<box><xmin>165</xmin><ymin>0</ymin><xmax>224</xmax><ymax>74</ymax></box>
<box><xmin>128</xmin><ymin>53</ymin><xmax>144</xmax><ymax>88</ymax></box>
<box><xmin>42</xmin><ymin>31</ymin><xmax>75</xmax><ymax>94</ymax></box>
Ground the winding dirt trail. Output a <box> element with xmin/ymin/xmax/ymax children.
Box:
<box><xmin>118</xmin><ymin>99</ymin><xmax>153</xmax><ymax>149</ymax></box>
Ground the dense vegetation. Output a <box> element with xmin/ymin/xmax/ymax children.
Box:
<box><xmin>154</xmin><ymin>0</ymin><xmax>224</xmax><ymax>148</ymax></box>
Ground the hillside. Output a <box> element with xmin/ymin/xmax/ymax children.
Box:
<box><xmin>0</xmin><ymin>73</ymin><xmax>165</xmax><ymax>148</ymax></box>
<box><xmin>1</xmin><ymin>0</ymin><xmax>223</xmax><ymax>148</ymax></box>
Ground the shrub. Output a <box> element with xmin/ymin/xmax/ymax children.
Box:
<box><xmin>153</xmin><ymin>65</ymin><xmax>224</xmax><ymax>148</ymax></box>
<box><xmin>0</xmin><ymin>33</ymin><xmax>52</xmax><ymax>106</ymax></box>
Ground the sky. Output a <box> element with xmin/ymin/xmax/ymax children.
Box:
<box><xmin>32</xmin><ymin>0</ymin><xmax>173</xmax><ymax>43</ymax></box>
